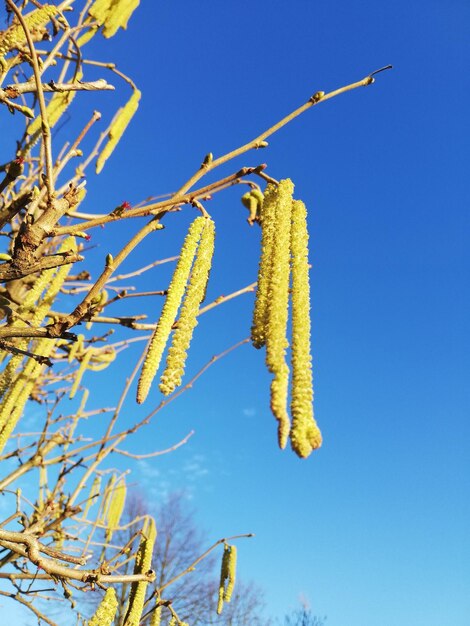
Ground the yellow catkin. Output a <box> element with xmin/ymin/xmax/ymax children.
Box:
<box><xmin>159</xmin><ymin>218</ymin><xmax>215</xmax><ymax>395</ymax></box>
<box><xmin>265</xmin><ymin>179</ymin><xmax>294</xmax><ymax>448</ymax></box>
<box><xmin>105</xmin><ymin>478</ymin><xmax>127</xmax><ymax>542</ymax></box>
<box><xmin>82</xmin><ymin>475</ymin><xmax>101</xmax><ymax>520</ymax></box>
<box><xmin>224</xmin><ymin>544</ymin><xmax>237</xmax><ymax>602</ymax></box>
<box><xmin>96</xmin><ymin>88</ymin><xmax>141</xmax><ymax>173</ymax></box>
<box><xmin>88</xmin><ymin>0</ymin><xmax>115</xmax><ymax>24</ymax></box>
<box><xmin>69</xmin><ymin>348</ymin><xmax>94</xmax><ymax>399</ymax></box>
<box><xmin>68</xmin><ymin>333</ymin><xmax>84</xmax><ymax>363</ymax></box>
<box><xmin>289</xmin><ymin>199</ymin><xmax>322</xmax><ymax>458</ymax></box>
<box><xmin>89</xmin><ymin>0</ymin><xmax>140</xmax><ymax>38</ymax></box>
<box><xmin>99</xmin><ymin>475</ymin><xmax>116</xmax><ymax>524</ymax></box>
<box><xmin>136</xmin><ymin>217</ymin><xmax>206</xmax><ymax>404</ymax></box>
<box><xmin>0</xmin><ymin>5</ymin><xmax>58</xmax><ymax>57</ymax></box>
<box><xmin>251</xmin><ymin>184</ymin><xmax>277</xmax><ymax>348</ymax></box>
<box><xmin>123</xmin><ymin>517</ymin><xmax>157</xmax><ymax>626</ymax></box>
<box><xmin>150</xmin><ymin>605</ymin><xmax>162</xmax><ymax>626</ymax></box>
<box><xmin>217</xmin><ymin>543</ymin><xmax>237</xmax><ymax>614</ymax></box>
<box><xmin>88</xmin><ymin>587</ymin><xmax>118</xmax><ymax>626</ymax></box>
<box><xmin>0</xmin><ymin>337</ymin><xmax>55</xmax><ymax>454</ymax></box>
<box><xmin>102</xmin><ymin>0</ymin><xmax>140</xmax><ymax>38</ymax></box>
<box><xmin>0</xmin><ymin>237</ymin><xmax>76</xmax><ymax>399</ymax></box>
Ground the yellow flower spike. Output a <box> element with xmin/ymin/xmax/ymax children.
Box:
<box><xmin>289</xmin><ymin>199</ymin><xmax>322</xmax><ymax>458</ymax></box>
<box><xmin>101</xmin><ymin>0</ymin><xmax>140</xmax><ymax>38</ymax></box>
<box><xmin>105</xmin><ymin>478</ymin><xmax>127</xmax><ymax>542</ymax></box>
<box><xmin>224</xmin><ymin>544</ymin><xmax>237</xmax><ymax>602</ymax></box>
<box><xmin>99</xmin><ymin>475</ymin><xmax>116</xmax><ymax>524</ymax></box>
<box><xmin>150</xmin><ymin>605</ymin><xmax>162</xmax><ymax>626</ymax></box>
<box><xmin>96</xmin><ymin>88</ymin><xmax>141</xmax><ymax>174</ymax></box>
<box><xmin>265</xmin><ymin>179</ymin><xmax>294</xmax><ymax>448</ymax></box>
<box><xmin>88</xmin><ymin>587</ymin><xmax>118</xmax><ymax>626</ymax></box>
<box><xmin>0</xmin><ymin>5</ymin><xmax>58</xmax><ymax>57</ymax></box>
<box><xmin>123</xmin><ymin>516</ymin><xmax>157</xmax><ymax>626</ymax></box>
<box><xmin>159</xmin><ymin>218</ymin><xmax>215</xmax><ymax>396</ymax></box>
<box><xmin>0</xmin><ymin>338</ymin><xmax>55</xmax><ymax>454</ymax></box>
<box><xmin>0</xmin><ymin>237</ymin><xmax>77</xmax><ymax>399</ymax></box>
<box><xmin>69</xmin><ymin>349</ymin><xmax>94</xmax><ymax>399</ymax></box>
<box><xmin>217</xmin><ymin>543</ymin><xmax>237</xmax><ymax>614</ymax></box>
<box><xmin>82</xmin><ymin>475</ymin><xmax>101</xmax><ymax>520</ymax></box>
<box><xmin>137</xmin><ymin>216</ymin><xmax>206</xmax><ymax>404</ymax></box>
<box><xmin>88</xmin><ymin>0</ymin><xmax>115</xmax><ymax>24</ymax></box>
<box><xmin>68</xmin><ymin>334</ymin><xmax>84</xmax><ymax>363</ymax></box>
<box><xmin>251</xmin><ymin>184</ymin><xmax>277</xmax><ymax>349</ymax></box>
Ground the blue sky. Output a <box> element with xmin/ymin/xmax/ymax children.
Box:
<box><xmin>2</xmin><ymin>1</ymin><xmax>470</xmax><ymax>625</ymax></box>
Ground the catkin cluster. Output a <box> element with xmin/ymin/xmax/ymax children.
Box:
<box><xmin>217</xmin><ymin>543</ymin><xmax>237</xmax><ymax>615</ymax></box>
<box><xmin>251</xmin><ymin>180</ymin><xmax>322</xmax><ymax>458</ymax></box>
<box><xmin>137</xmin><ymin>217</ymin><xmax>215</xmax><ymax>403</ymax></box>
<box><xmin>0</xmin><ymin>238</ymin><xmax>76</xmax><ymax>453</ymax></box>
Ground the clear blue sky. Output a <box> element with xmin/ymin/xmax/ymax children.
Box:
<box><xmin>4</xmin><ymin>1</ymin><xmax>470</xmax><ymax>625</ymax></box>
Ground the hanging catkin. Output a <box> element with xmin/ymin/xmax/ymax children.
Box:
<box><xmin>159</xmin><ymin>218</ymin><xmax>215</xmax><ymax>396</ymax></box>
<box><xmin>0</xmin><ymin>237</ymin><xmax>77</xmax><ymax>399</ymax></box>
<box><xmin>123</xmin><ymin>517</ymin><xmax>157</xmax><ymax>626</ymax></box>
<box><xmin>265</xmin><ymin>179</ymin><xmax>294</xmax><ymax>449</ymax></box>
<box><xmin>137</xmin><ymin>216</ymin><xmax>206</xmax><ymax>404</ymax></box>
<box><xmin>251</xmin><ymin>183</ymin><xmax>277</xmax><ymax>349</ymax></box>
<box><xmin>289</xmin><ymin>199</ymin><xmax>322</xmax><ymax>457</ymax></box>
<box><xmin>0</xmin><ymin>337</ymin><xmax>54</xmax><ymax>454</ymax></box>
<box><xmin>0</xmin><ymin>5</ymin><xmax>58</xmax><ymax>58</ymax></box>
<box><xmin>96</xmin><ymin>88</ymin><xmax>141</xmax><ymax>173</ymax></box>
<box><xmin>150</xmin><ymin>605</ymin><xmax>162</xmax><ymax>626</ymax></box>
<box><xmin>89</xmin><ymin>0</ymin><xmax>140</xmax><ymax>38</ymax></box>
<box><xmin>88</xmin><ymin>587</ymin><xmax>118</xmax><ymax>626</ymax></box>
<box><xmin>217</xmin><ymin>543</ymin><xmax>237</xmax><ymax>615</ymax></box>
<box><xmin>105</xmin><ymin>478</ymin><xmax>127</xmax><ymax>542</ymax></box>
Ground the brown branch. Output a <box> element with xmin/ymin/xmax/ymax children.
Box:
<box><xmin>6</xmin><ymin>78</ymin><xmax>115</xmax><ymax>95</ymax></box>
<box><xmin>0</xmin><ymin>251</ymin><xmax>83</xmax><ymax>282</ymax></box>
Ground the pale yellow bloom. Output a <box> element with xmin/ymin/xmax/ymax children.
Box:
<box><xmin>96</xmin><ymin>89</ymin><xmax>141</xmax><ymax>173</ymax></box>
<box><xmin>289</xmin><ymin>199</ymin><xmax>322</xmax><ymax>457</ymax></box>
<box><xmin>137</xmin><ymin>217</ymin><xmax>206</xmax><ymax>403</ymax></box>
<box><xmin>123</xmin><ymin>517</ymin><xmax>157</xmax><ymax>626</ymax></box>
<box><xmin>159</xmin><ymin>218</ymin><xmax>215</xmax><ymax>395</ymax></box>
<box><xmin>88</xmin><ymin>587</ymin><xmax>118</xmax><ymax>626</ymax></box>
<box><xmin>105</xmin><ymin>478</ymin><xmax>127</xmax><ymax>542</ymax></box>
<box><xmin>251</xmin><ymin>184</ymin><xmax>277</xmax><ymax>349</ymax></box>
<box><xmin>265</xmin><ymin>179</ymin><xmax>294</xmax><ymax>448</ymax></box>
<box><xmin>0</xmin><ymin>5</ymin><xmax>58</xmax><ymax>57</ymax></box>
<box><xmin>217</xmin><ymin>543</ymin><xmax>237</xmax><ymax>614</ymax></box>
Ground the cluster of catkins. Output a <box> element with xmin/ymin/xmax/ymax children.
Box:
<box><xmin>249</xmin><ymin>179</ymin><xmax>322</xmax><ymax>458</ymax></box>
<box><xmin>137</xmin><ymin>216</ymin><xmax>215</xmax><ymax>404</ymax></box>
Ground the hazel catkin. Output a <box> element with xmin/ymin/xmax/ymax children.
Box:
<box><xmin>123</xmin><ymin>517</ymin><xmax>157</xmax><ymax>626</ymax></box>
<box><xmin>137</xmin><ymin>217</ymin><xmax>206</xmax><ymax>404</ymax></box>
<box><xmin>217</xmin><ymin>543</ymin><xmax>237</xmax><ymax>614</ymax></box>
<box><xmin>159</xmin><ymin>218</ymin><xmax>215</xmax><ymax>396</ymax></box>
<box><xmin>289</xmin><ymin>199</ymin><xmax>322</xmax><ymax>457</ymax></box>
<box><xmin>88</xmin><ymin>587</ymin><xmax>118</xmax><ymax>626</ymax></box>
<box><xmin>251</xmin><ymin>183</ymin><xmax>277</xmax><ymax>349</ymax></box>
<box><xmin>265</xmin><ymin>179</ymin><xmax>294</xmax><ymax>449</ymax></box>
